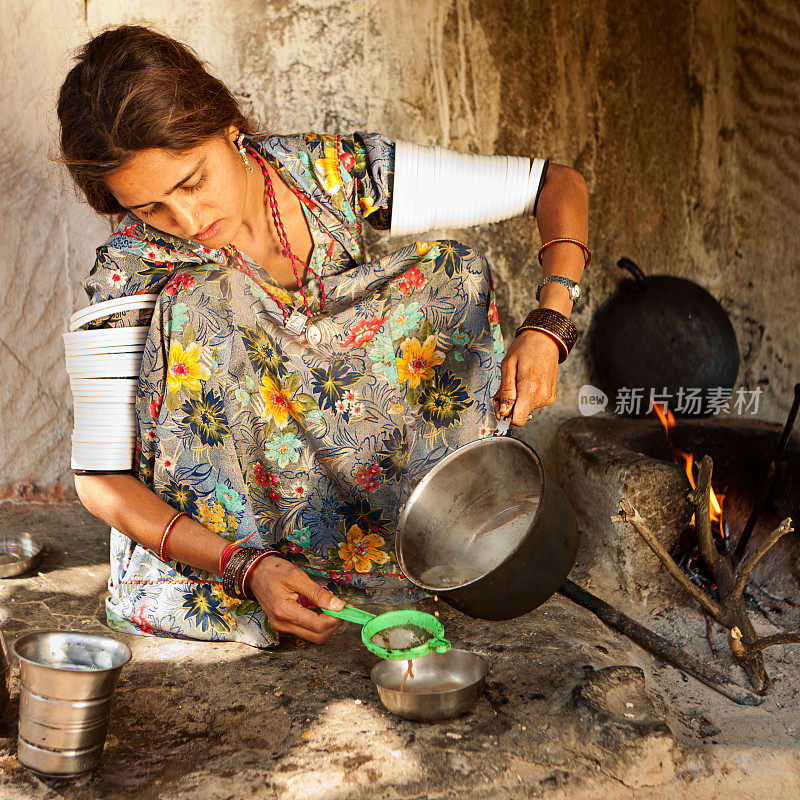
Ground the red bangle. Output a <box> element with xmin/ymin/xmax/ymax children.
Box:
<box><xmin>244</xmin><ymin>549</ymin><xmax>284</xmax><ymax>599</ymax></box>
<box><xmin>219</xmin><ymin>542</ymin><xmax>241</xmax><ymax>576</ymax></box>
<box><xmin>159</xmin><ymin>511</ymin><xmax>189</xmax><ymax>561</ymax></box>
<box><xmin>537</xmin><ymin>237</ymin><xmax>591</xmax><ymax>269</ymax></box>
<box><xmin>240</xmin><ymin>551</ymin><xmax>274</xmax><ymax>600</ymax></box>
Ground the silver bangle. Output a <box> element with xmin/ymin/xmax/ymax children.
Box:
<box><xmin>536</xmin><ymin>276</ymin><xmax>581</xmax><ymax>304</ymax></box>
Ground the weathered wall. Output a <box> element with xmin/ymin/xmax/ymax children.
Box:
<box><xmin>1</xmin><ymin>0</ymin><xmax>798</xmax><ymax>497</ymax></box>
<box><xmin>1</xmin><ymin>0</ymin><xmax>110</xmax><ymax>500</ymax></box>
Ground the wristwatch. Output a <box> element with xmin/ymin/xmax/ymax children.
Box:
<box><xmin>536</xmin><ymin>276</ymin><xmax>581</xmax><ymax>304</ymax></box>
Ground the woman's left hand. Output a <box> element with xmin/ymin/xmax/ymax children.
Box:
<box><xmin>492</xmin><ymin>329</ymin><xmax>560</xmax><ymax>426</ymax></box>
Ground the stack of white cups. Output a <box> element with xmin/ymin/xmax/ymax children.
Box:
<box><xmin>390</xmin><ymin>141</ymin><xmax>548</xmax><ymax>237</ymax></box>
<box><xmin>64</xmin><ymin>296</ymin><xmax>158</xmax><ymax>471</ymax></box>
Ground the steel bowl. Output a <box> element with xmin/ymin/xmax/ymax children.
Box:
<box><xmin>0</xmin><ymin>532</ymin><xmax>43</xmax><ymax>578</ymax></box>
<box><xmin>371</xmin><ymin>649</ymin><xmax>488</xmax><ymax>721</ymax></box>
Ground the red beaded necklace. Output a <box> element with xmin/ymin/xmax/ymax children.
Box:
<box><xmin>223</xmin><ymin>145</ymin><xmax>328</xmax><ymax>345</ymax></box>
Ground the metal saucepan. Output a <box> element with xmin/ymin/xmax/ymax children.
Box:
<box><xmin>396</xmin><ymin>422</ymin><xmax>578</xmax><ymax>621</ymax></box>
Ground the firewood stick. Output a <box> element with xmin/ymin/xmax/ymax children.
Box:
<box><xmin>733</xmin><ymin>381</ymin><xmax>800</xmax><ymax>564</ymax></box>
<box><xmin>733</xmin><ymin>518</ymin><xmax>794</xmax><ymax>600</ymax></box>
<box><xmin>751</xmin><ymin>631</ymin><xmax>800</xmax><ymax>652</ymax></box>
<box><xmin>691</xmin><ymin>456</ymin><xmax>728</xmax><ymax>580</ymax></box>
<box><xmin>559</xmin><ymin>579</ymin><xmax>763</xmax><ymax>706</ymax></box>
<box><xmin>744</xmin><ymin>590</ymin><xmax>784</xmax><ymax>628</ymax></box>
<box><xmin>613</xmin><ymin>497</ymin><xmax>724</xmax><ymax>620</ymax></box>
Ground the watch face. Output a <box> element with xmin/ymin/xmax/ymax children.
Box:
<box><xmin>538</xmin><ymin>278</ymin><xmax>579</xmax><ymax>303</ymax></box>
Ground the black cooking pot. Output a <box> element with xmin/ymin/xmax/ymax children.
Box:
<box><xmin>593</xmin><ymin>258</ymin><xmax>739</xmax><ymax>416</ymax></box>
<box><xmin>396</xmin><ymin>431</ymin><xmax>578</xmax><ymax>621</ymax></box>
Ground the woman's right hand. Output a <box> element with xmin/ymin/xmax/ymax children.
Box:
<box><xmin>246</xmin><ymin>556</ymin><xmax>345</xmax><ymax>644</ymax></box>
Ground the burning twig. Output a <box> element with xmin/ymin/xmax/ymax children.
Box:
<box><xmin>614</xmin><ymin>454</ymin><xmax>794</xmax><ymax>694</ymax></box>
<box><xmin>732</xmin><ymin>382</ymin><xmax>800</xmax><ymax>564</ymax></box>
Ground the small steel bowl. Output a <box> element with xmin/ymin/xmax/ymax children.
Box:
<box><xmin>371</xmin><ymin>649</ymin><xmax>488</xmax><ymax>721</ymax></box>
<box><xmin>0</xmin><ymin>532</ymin><xmax>43</xmax><ymax>578</ymax></box>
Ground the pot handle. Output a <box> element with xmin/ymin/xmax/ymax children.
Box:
<box><xmin>617</xmin><ymin>257</ymin><xmax>648</xmax><ymax>290</ymax></box>
<box><xmin>495</xmin><ymin>416</ymin><xmax>511</xmax><ymax>437</ymax></box>
<box><xmin>493</xmin><ymin>379</ymin><xmax>522</xmax><ymax>436</ymax></box>
<box><xmin>494</xmin><ymin>400</ymin><xmax>515</xmax><ymax>436</ymax></box>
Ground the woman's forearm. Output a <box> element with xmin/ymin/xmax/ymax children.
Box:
<box><xmin>74</xmin><ymin>473</ymin><xmax>226</xmax><ymax>575</ymax></box>
<box><xmin>532</xmin><ymin>163</ymin><xmax>589</xmax><ymax>318</ymax></box>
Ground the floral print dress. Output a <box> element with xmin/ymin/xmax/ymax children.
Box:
<box><xmin>82</xmin><ymin>132</ymin><xmax>504</xmax><ymax>648</ymax></box>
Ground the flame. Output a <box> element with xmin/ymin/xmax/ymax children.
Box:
<box><xmin>653</xmin><ymin>402</ymin><xmax>675</xmax><ymax>433</ymax></box>
<box><xmin>653</xmin><ymin>403</ymin><xmax>725</xmax><ymax>538</ymax></box>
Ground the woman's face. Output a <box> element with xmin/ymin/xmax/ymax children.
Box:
<box><xmin>104</xmin><ymin>125</ymin><xmax>249</xmax><ymax>246</ymax></box>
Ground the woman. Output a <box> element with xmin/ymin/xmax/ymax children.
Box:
<box><xmin>58</xmin><ymin>25</ymin><xmax>588</xmax><ymax>648</ymax></box>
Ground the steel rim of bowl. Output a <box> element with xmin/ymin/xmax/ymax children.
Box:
<box><xmin>371</xmin><ymin>649</ymin><xmax>488</xmax><ymax>693</ymax></box>
<box><xmin>0</xmin><ymin>533</ymin><xmax>44</xmax><ymax>578</ymax></box>
<box><xmin>0</xmin><ymin>532</ymin><xmax>43</xmax><ymax>556</ymax></box>
<box><xmin>396</xmin><ymin>436</ymin><xmax>545</xmax><ymax>592</ymax></box>
<box><xmin>13</xmin><ymin>631</ymin><xmax>132</xmax><ymax>674</ymax></box>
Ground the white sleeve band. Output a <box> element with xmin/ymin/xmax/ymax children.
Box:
<box><xmin>390</xmin><ymin>141</ymin><xmax>549</xmax><ymax>237</ymax></box>
<box><xmin>65</xmin><ymin>311</ymin><xmax>154</xmax><ymax>472</ymax></box>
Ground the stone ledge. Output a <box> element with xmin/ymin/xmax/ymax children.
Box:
<box><xmin>553</xmin><ymin>416</ymin><xmax>693</xmax><ymax>598</ymax></box>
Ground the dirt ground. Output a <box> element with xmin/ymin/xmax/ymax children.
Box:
<box><xmin>0</xmin><ymin>501</ymin><xmax>798</xmax><ymax>799</ymax></box>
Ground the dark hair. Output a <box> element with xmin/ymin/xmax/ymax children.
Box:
<box><xmin>57</xmin><ymin>25</ymin><xmax>255</xmax><ymax>215</ymax></box>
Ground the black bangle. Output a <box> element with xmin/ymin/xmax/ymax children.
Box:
<box><xmin>222</xmin><ymin>547</ymin><xmax>284</xmax><ymax>600</ymax></box>
<box><xmin>532</xmin><ymin>158</ymin><xmax>550</xmax><ymax>218</ymax></box>
<box><xmin>222</xmin><ymin>547</ymin><xmax>254</xmax><ymax>600</ymax></box>
<box><xmin>72</xmin><ymin>469</ymin><xmax>134</xmax><ymax>475</ymax></box>
<box><xmin>515</xmin><ymin>307</ymin><xmax>579</xmax><ymax>363</ymax></box>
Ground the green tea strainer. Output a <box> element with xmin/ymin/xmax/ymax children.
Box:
<box><xmin>322</xmin><ymin>605</ymin><xmax>451</xmax><ymax>660</ymax></box>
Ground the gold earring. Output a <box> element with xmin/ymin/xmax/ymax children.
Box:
<box><xmin>236</xmin><ymin>133</ymin><xmax>253</xmax><ymax>173</ymax></box>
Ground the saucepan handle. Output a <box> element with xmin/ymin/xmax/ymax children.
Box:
<box><xmin>494</xmin><ymin>400</ymin><xmax>515</xmax><ymax>437</ymax></box>
<box><xmin>494</xmin><ymin>417</ymin><xmax>511</xmax><ymax>437</ymax></box>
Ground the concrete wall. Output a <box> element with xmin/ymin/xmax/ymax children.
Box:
<box><xmin>2</xmin><ymin>0</ymin><xmax>798</xmax><ymax>498</ymax></box>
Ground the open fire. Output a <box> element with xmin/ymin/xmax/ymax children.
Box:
<box><xmin>652</xmin><ymin>403</ymin><xmax>728</xmax><ymax>593</ymax></box>
<box><xmin>612</xmin><ymin>404</ymin><xmax>797</xmax><ymax>694</ymax></box>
